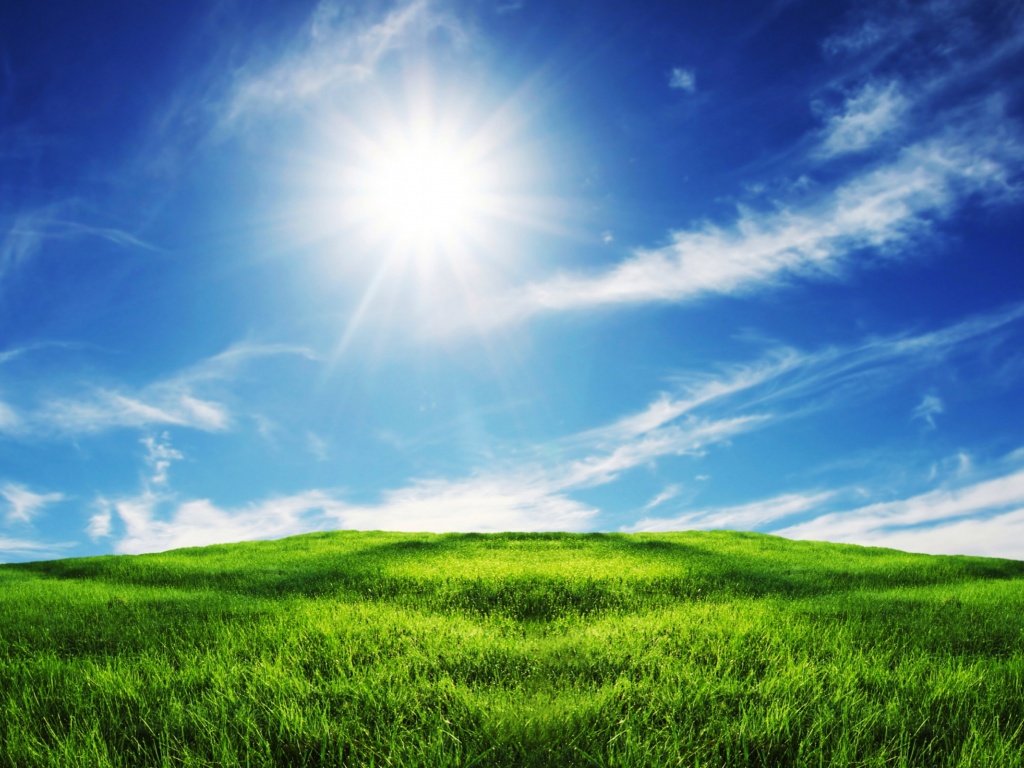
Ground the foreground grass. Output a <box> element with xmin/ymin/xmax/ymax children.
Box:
<box><xmin>1</xmin><ymin>531</ymin><xmax>1023</xmax><ymax>767</ymax></box>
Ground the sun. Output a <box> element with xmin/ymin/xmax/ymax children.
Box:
<box><xmin>351</xmin><ymin>128</ymin><xmax>489</xmax><ymax>254</ymax></box>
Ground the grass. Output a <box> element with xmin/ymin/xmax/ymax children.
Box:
<box><xmin>1</xmin><ymin>530</ymin><xmax>1023</xmax><ymax>767</ymax></box>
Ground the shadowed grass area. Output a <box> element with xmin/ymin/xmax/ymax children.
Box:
<box><xmin>2</xmin><ymin>530</ymin><xmax>1023</xmax><ymax>766</ymax></box>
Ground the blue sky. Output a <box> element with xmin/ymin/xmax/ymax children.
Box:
<box><xmin>3</xmin><ymin>0</ymin><xmax>1024</xmax><ymax>562</ymax></box>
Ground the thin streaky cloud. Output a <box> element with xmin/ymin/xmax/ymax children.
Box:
<box><xmin>642</xmin><ymin>484</ymin><xmax>681</xmax><ymax>512</ymax></box>
<box><xmin>775</xmin><ymin>466</ymin><xmax>1024</xmax><ymax>549</ymax></box>
<box><xmin>223</xmin><ymin>0</ymin><xmax>464</xmax><ymax>125</ymax></box>
<box><xmin>576</xmin><ymin>302</ymin><xmax>1024</xmax><ymax>452</ymax></box>
<box><xmin>1</xmin><ymin>208</ymin><xmax>159</xmax><ymax>287</ymax></box>
<box><xmin>102</xmin><ymin>305</ymin><xmax>1024</xmax><ymax>554</ymax></box>
<box><xmin>516</xmin><ymin>122</ymin><xmax>1020</xmax><ymax>316</ymax></box>
<box><xmin>1</xmin><ymin>483</ymin><xmax>64</xmax><ymax>525</ymax></box>
<box><xmin>32</xmin><ymin>342</ymin><xmax>315</xmax><ymax>437</ymax></box>
<box><xmin>626</xmin><ymin>490</ymin><xmax>837</xmax><ymax>533</ymax></box>
<box><xmin>0</xmin><ymin>537</ymin><xmax>74</xmax><ymax>563</ymax></box>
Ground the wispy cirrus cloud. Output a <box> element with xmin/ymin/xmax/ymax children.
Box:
<box><xmin>99</xmin><ymin>304</ymin><xmax>1024</xmax><ymax>554</ymax></box>
<box><xmin>485</xmin><ymin>1</ymin><xmax>1023</xmax><ymax>325</ymax></box>
<box><xmin>1</xmin><ymin>483</ymin><xmax>64</xmax><ymax>525</ymax></box>
<box><xmin>627</xmin><ymin>490</ymin><xmax>837</xmax><ymax>534</ymax></box>
<box><xmin>625</xmin><ymin>455</ymin><xmax>1024</xmax><ymax>560</ymax></box>
<box><xmin>103</xmin><ymin>407</ymin><xmax>762</xmax><ymax>553</ymax></box>
<box><xmin>4</xmin><ymin>342</ymin><xmax>316</xmax><ymax>438</ymax></box>
<box><xmin>515</xmin><ymin>121</ymin><xmax>1019</xmax><ymax>316</ymax></box>
<box><xmin>774</xmin><ymin>462</ymin><xmax>1024</xmax><ymax>560</ymax></box>
<box><xmin>222</xmin><ymin>0</ymin><xmax>464</xmax><ymax>125</ymax></box>
<box><xmin>1</xmin><ymin>206</ymin><xmax>158</xmax><ymax>288</ymax></box>
<box><xmin>0</xmin><ymin>536</ymin><xmax>74</xmax><ymax>563</ymax></box>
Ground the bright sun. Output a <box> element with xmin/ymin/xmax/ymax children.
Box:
<box><xmin>352</xmin><ymin>131</ymin><xmax>488</xmax><ymax>253</ymax></box>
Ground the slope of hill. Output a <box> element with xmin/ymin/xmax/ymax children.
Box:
<box><xmin>2</xmin><ymin>530</ymin><xmax>1023</xmax><ymax>767</ymax></box>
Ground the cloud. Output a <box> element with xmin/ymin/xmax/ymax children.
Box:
<box><xmin>774</xmin><ymin>465</ymin><xmax>1024</xmax><ymax>559</ymax></box>
<box><xmin>0</xmin><ymin>536</ymin><xmax>73</xmax><ymax>563</ymax></box>
<box><xmin>141</xmin><ymin>433</ymin><xmax>184</xmax><ymax>486</ymax></box>
<box><xmin>107</xmin><ymin>409</ymin><xmax>762</xmax><ymax>552</ymax></box>
<box><xmin>470</xmin><ymin>2</ymin><xmax>1023</xmax><ymax>326</ymax></box>
<box><xmin>87</xmin><ymin>501</ymin><xmax>113</xmax><ymax>541</ymax></box>
<box><xmin>912</xmin><ymin>394</ymin><xmax>944</xmax><ymax>428</ymax></box>
<box><xmin>102</xmin><ymin>306</ymin><xmax>1024</xmax><ymax>554</ymax></box>
<box><xmin>1</xmin><ymin>483</ymin><xmax>64</xmax><ymax>525</ymax></box>
<box><xmin>31</xmin><ymin>342</ymin><xmax>315</xmax><ymax>437</ymax></box>
<box><xmin>109</xmin><ymin>490</ymin><xmax>343</xmax><ymax>554</ymax></box>
<box><xmin>627</xmin><ymin>490</ymin><xmax>836</xmax><ymax>533</ymax></box>
<box><xmin>336</xmin><ymin>478</ymin><xmax>595</xmax><ymax>534</ymax></box>
<box><xmin>669</xmin><ymin>67</ymin><xmax>696</xmax><ymax>92</ymax></box>
<box><xmin>573</xmin><ymin>303</ymin><xmax>1024</xmax><ymax>446</ymax></box>
<box><xmin>642</xmin><ymin>484</ymin><xmax>681</xmax><ymax>512</ymax></box>
<box><xmin>223</xmin><ymin>0</ymin><xmax>464</xmax><ymax>125</ymax></box>
<box><xmin>105</xmin><ymin>367</ymin><xmax>776</xmax><ymax>552</ymax></box>
<box><xmin>817</xmin><ymin>81</ymin><xmax>908</xmax><ymax>157</ymax></box>
<box><xmin>1</xmin><ymin>206</ymin><xmax>158</xmax><ymax>287</ymax></box>
<box><xmin>515</xmin><ymin>121</ymin><xmax>1019</xmax><ymax>315</ymax></box>
<box><xmin>40</xmin><ymin>391</ymin><xmax>230</xmax><ymax>435</ymax></box>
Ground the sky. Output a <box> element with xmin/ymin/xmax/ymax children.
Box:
<box><xmin>2</xmin><ymin>0</ymin><xmax>1024</xmax><ymax>563</ymax></box>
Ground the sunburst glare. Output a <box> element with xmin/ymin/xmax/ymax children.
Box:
<box><xmin>357</xmin><ymin>134</ymin><xmax>484</xmax><ymax>248</ymax></box>
<box><xmin>347</xmin><ymin>120</ymin><xmax>497</xmax><ymax>260</ymax></box>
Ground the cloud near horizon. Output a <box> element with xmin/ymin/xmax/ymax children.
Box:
<box><xmin>93</xmin><ymin>304</ymin><xmax>1024</xmax><ymax>555</ymax></box>
<box><xmin>774</xmin><ymin>462</ymin><xmax>1024</xmax><ymax>560</ymax></box>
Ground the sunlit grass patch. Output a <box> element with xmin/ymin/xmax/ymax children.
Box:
<box><xmin>2</xmin><ymin>530</ymin><xmax>1023</xmax><ymax>766</ymax></box>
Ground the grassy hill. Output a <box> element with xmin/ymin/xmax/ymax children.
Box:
<box><xmin>2</xmin><ymin>530</ymin><xmax>1023</xmax><ymax>767</ymax></box>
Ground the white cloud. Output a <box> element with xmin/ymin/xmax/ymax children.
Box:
<box><xmin>107</xmin><ymin>410</ymin><xmax>761</xmax><ymax>552</ymax></box>
<box><xmin>627</xmin><ymin>490</ymin><xmax>835</xmax><ymax>533</ymax></box>
<box><xmin>141</xmin><ymin>433</ymin><xmax>184</xmax><ymax>486</ymax></box>
<box><xmin>224</xmin><ymin>0</ymin><xmax>463</xmax><ymax>124</ymax></box>
<box><xmin>774</xmin><ymin>466</ymin><xmax>1024</xmax><ymax>559</ymax></box>
<box><xmin>32</xmin><ymin>342</ymin><xmax>314</xmax><ymax>437</ymax></box>
<box><xmin>912</xmin><ymin>394</ymin><xmax>944</xmax><ymax>428</ymax></box>
<box><xmin>40</xmin><ymin>390</ymin><xmax>230</xmax><ymax>434</ymax></box>
<box><xmin>103</xmin><ymin>307</ymin><xmax>1024</xmax><ymax>554</ymax></box>
<box><xmin>1</xmin><ymin>483</ymin><xmax>64</xmax><ymax>525</ymax></box>
<box><xmin>0</xmin><ymin>536</ymin><xmax>73</xmax><ymax>562</ymax></box>
<box><xmin>818</xmin><ymin>81</ymin><xmax>908</xmax><ymax>157</ymax></box>
<box><xmin>558</xmin><ymin>415</ymin><xmax>765</xmax><ymax>489</ymax></box>
<box><xmin>516</xmin><ymin>122</ymin><xmax>1019</xmax><ymax>315</ymax></box>
<box><xmin>642</xmin><ymin>484</ymin><xmax>681</xmax><ymax>512</ymax></box>
<box><xmin>87</xmin><ymin>500</ymin><xmax>113</xmax><ymax>541</ymax></box>
<box><xmin>463</xmin><ymin>1</ymin><xmax>1023</xmax><ymax>327</ymax></box>
<box><xmin>111</xmin><ymin>490</ymin><xmax>345</xmax><ymax>554</ymax></box>
<box><xmin>669</xmin><ymin>67</ymin><xmax>696</xmax><ymax>92</ymax></box>
<box><xmin>337</xmin><ymin>478</ymin><xmax>595</xmax><ymax>534</ymax></box>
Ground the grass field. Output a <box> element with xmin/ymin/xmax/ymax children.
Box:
<box><xmin>2</xmin><ymin>530</ymin><xmax>1023</xmax><ymax>767</ymax></box>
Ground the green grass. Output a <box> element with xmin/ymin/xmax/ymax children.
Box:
<box><xmin>2</xmin><ymin>530</ymin><xmax>1024</xmax><ymax>767</ymax></box>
